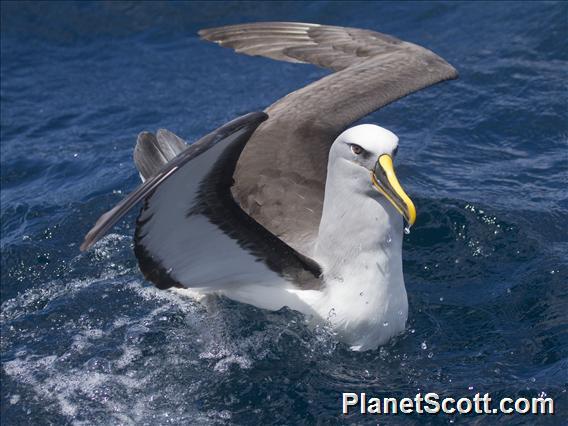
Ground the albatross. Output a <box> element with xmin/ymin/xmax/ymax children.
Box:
<box><xmin>81</xmin><ymin>22</ymin><xmax>457</xmax><ymax>351</ymax></box>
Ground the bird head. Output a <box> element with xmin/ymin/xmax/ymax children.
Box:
<box><xmin>331</xmin><ymin>124</ymin><xmax>416</xmax><ymax>228</ymax></box>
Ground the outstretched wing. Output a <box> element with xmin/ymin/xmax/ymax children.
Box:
<box><xmin>81</xmin><ymin>112</ymin><xmax>322</xmax><ymax>291</ymax></box>
<box><xmin>200</xmin><ymin>22</ymin><xmax>458</xmax><ymax>254</ymax></box>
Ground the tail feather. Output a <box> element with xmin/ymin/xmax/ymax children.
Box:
<box><xmin>133</xmin><ymin>129</ymin><xmax>187</xmax><ymax>181</ymax></box>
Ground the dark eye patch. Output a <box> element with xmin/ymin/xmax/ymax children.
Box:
<box><xmin>393</xmin><ymin>146</ymin><xmax>399</xmax><ymax>158</ymax></box>
<box><xmin>350</xmin><ymin>144</ymin><xmax>363</xmax><ymax>155</ymax></box>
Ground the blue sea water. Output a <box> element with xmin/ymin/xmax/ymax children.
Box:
<box><xmin>1</xmin><ymin>1</ymin><xmax>567</xmax><ymax>424</ymax></box>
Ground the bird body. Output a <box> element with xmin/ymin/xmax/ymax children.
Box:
<box><xmin>214</xmin><ymin>125</ymin><xmax>409</xmax><ymax>350</ymax></box>
<box><xmin>81</xmin><ymin>22</ymin><xmax>457</xmax><ymax>351</ymax></box>
<box><xmin>311</xmin><ymin>125</ymin><xmax>409</xmax><ymax>349</ymax></box>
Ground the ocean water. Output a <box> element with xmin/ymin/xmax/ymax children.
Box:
<box><xmin>1</xmin><ymin>1</ymin><xmax>566</xmax><ymax>424</ymax></box>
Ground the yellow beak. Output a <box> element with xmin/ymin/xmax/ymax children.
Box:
<box><xmin>370</xmin><ymin>154</ymin><xmax>417</xmax><ymax>227</ymax></box>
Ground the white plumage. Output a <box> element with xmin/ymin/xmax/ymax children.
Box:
<box><xmin>199</xmin><ymin>125</ymin><xmax>408</xmax><ymax>351</ymax></box>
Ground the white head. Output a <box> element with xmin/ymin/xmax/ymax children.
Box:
<box><xmin>334</xmin><ymin>123</ymin><xmax>399</xmax><ymax>166</ymax></box>
<box><xmin>327</xmin><ymin>124</ymin><xmax>416</xmax><ymax>227</ymax></box>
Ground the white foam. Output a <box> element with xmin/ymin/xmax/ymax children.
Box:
<box><xmin>2</xmin><ymin>262</ymin><xmax>330</xmax><ymax>422</ymax></box>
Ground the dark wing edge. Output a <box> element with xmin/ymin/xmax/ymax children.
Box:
<box><xmin>80</xmin><ymin>112</ymin><xmax>267</xmax><ymax>252</ymax></box>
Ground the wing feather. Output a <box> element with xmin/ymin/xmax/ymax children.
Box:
<box><xmin>200</xmin><ymin>22</ymin><xmax>458</xmax><ymax>254</ymax></box>
<box><xmin>81</xmin><ymin>113</ymin><xmax>265</xmax><ymax>252</ymax></box>
<box><xmin>81</xmin><ymin>112</ymin><xmax>322</xmax><ymax>291</ymax></box>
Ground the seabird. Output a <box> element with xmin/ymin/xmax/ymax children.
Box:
<box><xmin>81</xmin><ymin>22</ymin><xmax>457</xmax><ymax>351</ymax></box>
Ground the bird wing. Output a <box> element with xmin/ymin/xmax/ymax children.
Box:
<box><xmin>81</xmin><ymin>112</ymin><xmax>322</xmax><ymax>291</ymax></box>
<box><xmin>134</xmin><ymin>129</ymin><xmax>188</xmax><ymax>182</ymax></box>
<box><xmin>200</xmin><ymin>22</ymin><xmax>458</xmax><ymax>254</ymax></box>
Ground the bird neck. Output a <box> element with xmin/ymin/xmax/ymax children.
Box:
<box><xmin>312</xmin><ymin>165</ymin><xmax>409</xmax><ymax>349</ymax></box>
<box><xmin>314</xmin><ymin>164</ymin><xmax>405</xmax><ymax>283</ymax></box>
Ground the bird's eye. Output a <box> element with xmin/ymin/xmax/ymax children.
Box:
<box><xmin>350</xmin><ymin>144</ymin><xmax>363</xmax><ymax>155</ymax></box>
<box><xmin>393</xmin><ymin>146</ymin><xmax>399</xmax><ymax>158</ymax></box>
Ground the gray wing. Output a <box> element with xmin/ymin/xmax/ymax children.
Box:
<box><xmin>200</xmin><ymin>22</ymin><xmax>458</xmax><ymax>254</ymax></box>
<box><xmin>134</xmin><ymin>129</ymin><xmax>188</xmax><ymax>181</ymax></box>
<box><xmin>81</xmin><ymin>112</ymin><xmax>322</xmax><ymax>291</ymax></box>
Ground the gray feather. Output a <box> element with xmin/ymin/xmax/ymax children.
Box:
<box><xmin>200</xmin><ymin>22</ymin><xmax>458</xmax><ymax>254</ymax></box>
<box><xmin>133</xmin><ymin>129</ymin><xmax>187</xmax><ymax>181</ymax></box>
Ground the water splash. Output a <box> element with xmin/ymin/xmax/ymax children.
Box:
<box><xmin>327</xmin><ymin>308</ymin><xmax>336</xmax><ymax>320</ymax></box>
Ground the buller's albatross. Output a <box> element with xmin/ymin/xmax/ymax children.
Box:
<box><xmin>81</xmin><ymin>22</ymin><xmax>457</xmax><ymax>351</ymax></box>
